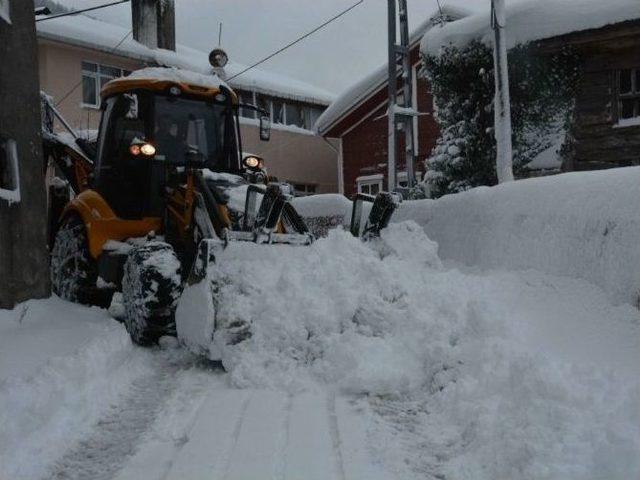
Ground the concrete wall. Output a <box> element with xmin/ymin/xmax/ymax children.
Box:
<box><xmin>0</xmin><ymin>0</ymin><xmax>50</xmax><ymax>308</ymax></box>
<box><xmin>241</xmin><ymin>123</ymin><xmax>339</xmax><ymax>193</ymax></box>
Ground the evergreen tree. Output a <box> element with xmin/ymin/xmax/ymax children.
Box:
<box><xmin>422</xmin><ymin>41</ymin><xmax>581</xmax><ymax>198</ymax></box>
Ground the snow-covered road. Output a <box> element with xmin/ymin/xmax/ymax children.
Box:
<box><xmin>1</xmin><ymin>222</ymin><xmax>639</xmax><ymax>480</ymax></box>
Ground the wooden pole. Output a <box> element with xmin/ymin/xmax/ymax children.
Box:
<box><xmin>387</xmin><ymin>0</ymin><xmax>397</xmax><ymax>191</ymax></box>
<box><xmin>0</xmin><ymin>0</ymin><xmax>50</xmax><ymax>308</ymax></box>
<box><xmin>491</xmin><ymin>0</ymin><xmax>514</xmax><ymax>183</ymax></box>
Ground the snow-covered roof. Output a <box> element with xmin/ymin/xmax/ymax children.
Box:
<box><xmin>114</xmin><ymin>66</ymin><xmax>228</xmax><ymax>91</ymax></box>
<box><xmin>36</xmin><ymin>14</ymin><xmax>335</xmax><ymax>106</ymax></box>
<box><xmin>421</xmin><ymin>0</ymin><xmax>640</xmax><ymax>57</ymax></box>
<box><xmin>315</xmin><ymin>5</ymin><xmax>470</xmax><ymax>136</ymax></box>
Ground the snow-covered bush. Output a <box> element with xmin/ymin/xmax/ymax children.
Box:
<box><xmin>422</xmin><ymin>41</ymin><xmax>581</xmax><ymax>197</ymax></box>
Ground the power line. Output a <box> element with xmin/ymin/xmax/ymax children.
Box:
<box><xmin>227</xmin><ymin>0</ymin><xmax>365</xmax><ymax>82</ymax></box>
<box><xmin>36</xmin><ymin>0</ymin><xmax>130</xmax><ymax>22</ymax></box>
<box><xmin>435</xmin><ymin>0</ymin><xmax>444</xmax><ymax>17</ymax></box>
<box><xmin>54</xmin><ymin>28</ymin><xmax>132</xmax><ymax>107</ymax></box>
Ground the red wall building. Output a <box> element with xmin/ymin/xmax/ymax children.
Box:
<box><xmin>315</xmin><ymin>8</ymin><xmax>467</xmax><ymax>198</ymax></box>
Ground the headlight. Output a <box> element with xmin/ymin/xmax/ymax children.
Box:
<box><xmin>129</xmin><ymin>142</ymin><xmax>156</xmax><ymax>157</ymax></box>
<box><xmin>140</xmin><ymin>143</ymin><xmax>156</xmax><ymax>156</ymax></box>
<box><xmin>243</xmin><ymin>155</ymin><xmax>262</xmax><ymax>169</ymax></box>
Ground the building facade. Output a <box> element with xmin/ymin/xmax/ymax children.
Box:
<box><xmin>36</xmin><ymin>14</ymin><xmax>339</xmax><ymax>194</ymax></box>
<box><xmin>316</xmin><ymin>8</ymin><xmax>467</xmax><ymax>197</ymax></box>
<box><xmin>537</xmin><ymin>19</ymin><xmax>640</xmax><ymax>171</ymax></box>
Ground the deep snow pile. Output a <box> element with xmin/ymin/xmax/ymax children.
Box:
<box><xmin>206</xmin><ymin>222</ymin><xmax>640</xmax><ymax>479</ymax></box>
<box><xmin>0</xmin><ymin>299</ymin><xmax>154</xmax><ymax>480</ymax></box>
<box><xmin>396</xmin><ymin>167</ymin><xmax>640</xmax><ymax>305</ymax></box>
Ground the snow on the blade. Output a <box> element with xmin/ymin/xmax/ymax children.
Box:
<box><xmin>204</xmin><ymin>220</ymin><xmax>640</xmax><ymax>478</ymax></box>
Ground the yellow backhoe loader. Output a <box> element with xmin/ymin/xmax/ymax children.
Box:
<box><xmin>41</xmin><ymin>59</ymin><xmax>399</xmax><ymax>357</ymax></box>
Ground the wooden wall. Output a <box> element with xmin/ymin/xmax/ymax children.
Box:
<box><xmin>541</xmin><ymin>20</ymin><xmax>640</xmax><ymax>171</ymax></box>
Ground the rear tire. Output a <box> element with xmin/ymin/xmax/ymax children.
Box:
<box><xmin>51</xmin><ymin>214</ymin><xmax>107</xmax><ymax>306</ymax></box>
<box><xmin>122</xmin><ymin>242</ymin><xmax>182</xmax><ymax>346</ymax></box>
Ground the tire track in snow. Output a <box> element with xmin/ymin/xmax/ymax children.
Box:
<box><xmin>46</xmin><ymin>351</ymin><xmax>207</xmax><ymax>480</ymax></box>
<box><xmin>326</xmin><ymin>391</ymin><xmax>347</xmax><ymax>480</ymax></box>
<box><xmin>273</xmin><ymin>393</ymin><xmax>293</xmax><ymax>480</ymax></box>
<box><xmin>156</xmin><ymin>375</ymin><xmax>217</xmax><ymax>480</ymax></box>
<box><xmin>220</xmin><ymin>392</ymin><xmax>253</xmax><ymax>480</ymax></box>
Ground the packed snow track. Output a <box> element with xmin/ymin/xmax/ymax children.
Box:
<box><xmin>1</xmin><ymin>222</ymin><xmax>639</xmax><ymax>480</ymax></box>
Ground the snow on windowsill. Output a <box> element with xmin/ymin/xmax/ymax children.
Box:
<box><xmin>613</xmin><ymin>117</ymin><xmax>640</xmax><ymax>129</ymax></box>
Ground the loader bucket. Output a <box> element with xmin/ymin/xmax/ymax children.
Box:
<box><xmin>175</xmin><ymin>181</ymin><xmax>313</xmax><ymax>360</ymax></box>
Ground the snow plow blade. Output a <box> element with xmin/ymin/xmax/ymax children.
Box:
<box><xmin>175</xmin><ymin>183</ymin><xmax>313</xmax><ymax>360</ymax></box>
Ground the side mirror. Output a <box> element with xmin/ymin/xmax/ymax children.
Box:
<box><xmin>259</xmin><ymin>115</ymin><xmax>271</xmax><ymax>142</ymax></box>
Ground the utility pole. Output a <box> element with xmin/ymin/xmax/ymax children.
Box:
<box><xmin>387</xmin><ymin>0</ymin><xmax>417</xmax><ymax>192</ymax></box>
<box><xmin>387</xmin><ymin>0</ymin><xmax>397</xmax><ymax>192</ymax></box>
<box><xmin>0</xmin><ymin>0</ymin><xmax>50</xmax><ymax>308</ymax></box>
<box><xmin>491</xmin><ymin>0</ymin><xmax>514</xmax><ymax>183</ymax></box>
<box><xmin>131</xmin><ymin>0</ymin><xmax>175</xmax><ymax>51</ymax></box>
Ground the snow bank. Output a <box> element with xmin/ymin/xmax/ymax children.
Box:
<box><xmin>291</xmin><ymin>193</ymin><xmax>352</xmax><ymax>237</ymax></box>
<box><xmin>421</xmin><ymin>0</ymin><xmax>640</xmax><ymax>57</ymax></box>
<box><xmin>396</xmin><ymin>167</ymin><xmax>640</xmax><ymax>305</ymax></box>
<box><xmin>202</xmin><ymin>222</ymin><xmax>640</xmax><ymax>479</ymax></box>
<box><xmin>0</xmin><ymin>299</ymin><xmax>153</xmax><ymax>479</ymax></box>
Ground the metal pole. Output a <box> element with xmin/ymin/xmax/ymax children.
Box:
<box><xmin>387</xmin><ymin>0</ymin><xmax>397</xmax><ymax>192</ymax></box>
<box><xmin>398</xmin><ymin>0</ymin><xmax>415</xmax><ymax>188</ymax></box>
<box><xmin>491</xmin><ymin>0</ymin><xmax>514</xmax><ymax>183</ymax></box>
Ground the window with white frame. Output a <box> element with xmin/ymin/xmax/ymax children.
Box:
<box><xmin>356</xmin><ymin>175</ymin><xmax>383</xmax><ymax>195</ymax></box>
<box><xmin>82</xmin><ymin>61</ymin><xmax>130</xmax><ymax>107</ymax></box>
<box><xmin>617</xmin><ymin>68</ymin><xmax>640</xmax><ymax>123</ymax></box>
<box><xmin>235</xmin><ymin>90</ymin><xmax>325</xmax><ymax>131</ymax></box>
<box><xmin>236</xmin><ymin>89</ymin><xmax>255</xmax><ymax>119</ymax></box>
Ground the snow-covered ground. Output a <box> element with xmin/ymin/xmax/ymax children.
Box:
<box><xmin>1</xmin><ymin>218</ymin><xmax>639</xmax><ymax>479</ymax></box>
<box><xmin>3</xmin><ymin>168</ymin><xmax>640</xmax><ymax>478</ymax></box>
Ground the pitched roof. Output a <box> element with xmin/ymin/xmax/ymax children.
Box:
<box><xmin>421</xmin><ymin>0</ymin><xmax>640</xmax><ymax>58</ymax></box>
<box><xmin>36</xmin><ymin>14</ymin><xmax>335</xmax><ymax>105</ymax></box>
<box><xmin>315</xmin><ymin>5</ymin><xmax>470</xmax><ymax>136</ymax></box>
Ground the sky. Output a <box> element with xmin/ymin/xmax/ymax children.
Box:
<box><xmin>58</xmin><ymin>0</ymin><xmax>485</xmax><ymax>94</ymax></box>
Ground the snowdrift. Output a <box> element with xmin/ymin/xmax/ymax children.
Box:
<box><xmin>0</xmin><ymin>300</ymin><xmax>153</xmax><ymax>479</ymax></box>
<box><xmin>206</xmin><ymin>222</ymin><xmax>640</xmax><ymax>479</ymax></box>
<box><xmin>396</xmin><ymin>167</ymin><xmax>640</xmax><ymax>305</ymax></box>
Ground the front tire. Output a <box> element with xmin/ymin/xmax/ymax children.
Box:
<box><xmin>122</xmin><ymin>242</ymin><xmax>182</xmax><ymax>346</ymax></box>
<box><xmin>51</xmin><ymin>214</ymin><xmax>106</xmax><ymax>306</ymax></box>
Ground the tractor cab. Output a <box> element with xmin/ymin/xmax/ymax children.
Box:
<box><xmin>94</xmin><ymin>80</ymin><xmax>241</xmax><ymax>220</ymax></box>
